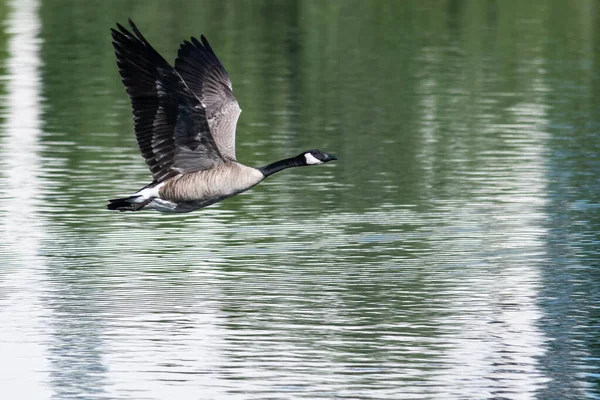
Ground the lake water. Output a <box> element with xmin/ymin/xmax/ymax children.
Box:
<box><xmin>1</xmin><ymin>0</ymin><xmax>599</xmax><ymax>399</ymax></box>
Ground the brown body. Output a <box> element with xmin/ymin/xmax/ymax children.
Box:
<box><xmin>137</xmin><ymin>162</ymin><xmax>264</xmax><ymax>213</ymax></box>
<box><xmin>160</xmin><ymin>162</ymin><xmax>263</xmax><ymax>202</ymax></box>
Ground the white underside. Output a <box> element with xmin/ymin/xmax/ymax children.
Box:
<box><xmin>131</xmin><ymin>182</ymin><xmax>177</xmax><ymax>212</ymax></box>
<box><xmin>145</xmin><ymin>198</ymin><xmax>178</xmax><ymax>212</ymax></box>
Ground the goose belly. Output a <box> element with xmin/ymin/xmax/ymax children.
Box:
<box><xmin>157</xmin><ymin>164</ymin><xmax>264</xmax><ymax>209</ymax></box>
<box><xmin>144</xmin><ymin>198</ymin><xmax>215</xmax><ymax>213</ymax></box>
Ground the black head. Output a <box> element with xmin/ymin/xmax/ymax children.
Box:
<box><xmin>301</xmin><ymin>149</ymin><xmax>338</xmax><ymax>165</ymax></box>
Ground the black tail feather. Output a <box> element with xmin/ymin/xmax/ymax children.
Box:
<box><xmin>107</xmin><ymin>196</ymin><xmax>144</xmax><ymax>212</ymax></box>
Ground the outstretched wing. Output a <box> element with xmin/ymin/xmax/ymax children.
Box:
<box><xmin>175</xmin><ymin>35</ymin><xmax>241</xmax><ymax>161</ymax></box>
<box><xmin>111</xmin><ymin>20</ymin><xmax>225</xmax><ymax>182</ymax></box>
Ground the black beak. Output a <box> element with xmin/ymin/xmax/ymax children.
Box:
<box><xmin>324</xmin><ymin>153</ymin><xmax>338</xmax><ymax>162</ymax></box>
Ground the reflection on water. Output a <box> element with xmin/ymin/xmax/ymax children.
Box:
<box><xmin>0</xmin><ymin>0</ymin><xmax>51</xmax><ymax>399</ymax></box>
<box><xmin>1</xmin><ymin>1</ymin><xmax>599</xmax><ymax>399</ymax></box>
<box><xmin>416</xmin><ymin>39</ymin><xmax>552</xmax><ymax>398</ymax></box>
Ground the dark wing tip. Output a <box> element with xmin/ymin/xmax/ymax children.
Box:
<box><xmin>180</xmin><ymin>39</ymin><xmax>192</xmax><ymax>49</ymax></box>
<box><xmin>178</xmin><ymin>35</ymin><xmax>214</xmax><ymax>55</ymax></box>
<box><xmin>127</xmin><ymin>19</ymin><xmax>146</xmax><ymax>42</ymax></box>
<box><xmin>111</xmin><ymin>19</ymin><xmax>144</xmax><ymax>43</ymax></box>
<box><xmin>128</xmin><ymin>18</ymin><xmax>136</xmax><ymax>31</ymax></box>
<box><xmin>191</xmin><ymin>36</ymin><xmax>202</xmax><ymax>48</ymax></box>
<box><xmin>116</xmin><ymin>22</ymin><xmax>131</xmax><ymax>37</ymax></box>
<box><xmin>200</xmin><ymin>35</ymin><xmax>215</xmax><ymax>54</ymax></box>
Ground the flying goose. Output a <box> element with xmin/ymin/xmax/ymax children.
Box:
<box><xmin>107</xmin><ymin>20</ymin><xmax>337</xmax><ymax>213</ymax></box>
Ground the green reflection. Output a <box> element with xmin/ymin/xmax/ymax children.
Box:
<box><xmin>17</xmin><ymin>1</ymin><xmax>600</xmax><ymax>397</ymax></box>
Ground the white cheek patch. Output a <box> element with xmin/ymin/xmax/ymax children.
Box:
<box><xmin>305</xmin><ymin>153</ymin><xmax>323</xmax><ymax>165</ymax></box>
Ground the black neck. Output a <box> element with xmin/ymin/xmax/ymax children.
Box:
<box><xmin>258</xmin><ymin>155</ymin><xmax>304</xmax><ymax>177</ymax></box>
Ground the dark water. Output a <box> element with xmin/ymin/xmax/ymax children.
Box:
<box><xmin>1</xmin><ymin>0</ymin><xmax>599</xmax><ymax>399</ymax></box>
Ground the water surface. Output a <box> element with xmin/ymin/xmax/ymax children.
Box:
<box><xmin>1</xmin><ymin>1</ymin><xmax>599</xmax><ymax>399</ymax></box>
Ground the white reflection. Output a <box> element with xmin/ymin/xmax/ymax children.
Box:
<box><xmin>0</xmin><ymin>0</ymin><xmax>50</xmax><ymax>399</ymax></box>
<box><xmin>97</xmin><ymin>211</ymin><xmax>233</xmax><ymax>398</ymax></box>
<box><xmin>416</xmin><ymin>49</ymin><xmax>551</xmax><ymax>396</ymax></box>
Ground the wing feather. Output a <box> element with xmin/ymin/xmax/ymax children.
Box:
<box><xmin>175</xmin><ymin>35</ymin><xmax>240</xmax><ymax>160</ymax></box>
<box><xmin>111</xmin><ymin>19</ymin><xmax>225</xmax><ymax>182</ymax></box>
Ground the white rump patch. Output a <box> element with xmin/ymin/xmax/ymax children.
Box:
<box><xmin>133</xmin><ymin>183</ymin><xmax>164</xmax><ymax>203</ymax></box>
<box><xmin>304</xmin><ymin>153</ymin><xmax>323</xmax><ymax>165</ymax></box>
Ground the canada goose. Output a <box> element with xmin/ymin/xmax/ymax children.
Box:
<box><xmin>107</xmin><ymin>20</ymin><xmax>337</xmax><ymax>213</ymax></box>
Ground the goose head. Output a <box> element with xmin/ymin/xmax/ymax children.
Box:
<box><xmin>302</xmin><ymin>149</ymin><xmax>338</xmax><ymax>165</ymax></box>
<box><xmin>258</xmin><ymin>149</ymin><xmax>338</xmax><ymax>177</ymax></box>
